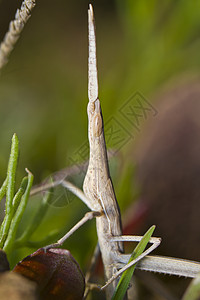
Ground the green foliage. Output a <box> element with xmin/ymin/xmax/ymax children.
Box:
<box><xmin>0</xmin><ymin>135</ymin><xmax>64</xmax><ymax>262</ymax></box>
<box><xmin>0</xmin><ymin>134</ymin><xmax>33</xmax><ymax>256</ymax></box>
<box><xmin>3</xmin><ymin>168</ymin><xmax>33</xmax><ymax>255</ymax></box>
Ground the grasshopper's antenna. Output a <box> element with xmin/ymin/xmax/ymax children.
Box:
<box><xmin>88</xmin><ymin>4</ymin><xmax>98</xmax><ymax>103</ymax></box>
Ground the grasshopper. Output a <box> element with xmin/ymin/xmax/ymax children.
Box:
<box><xmin>83</xmin><ymin>4</ymin><xmax>161</xmax><ymax>298</ymax></box>
<box><xmin>44</xmin><ymin>4</ymin><xmax>161</xmax><ymax>299</ymax></box>
<box><xmin>39</xmin><ymin>4</ymin><xmax>200</xmax><ymax>300</ymax></box>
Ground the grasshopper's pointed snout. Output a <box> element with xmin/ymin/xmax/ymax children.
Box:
<box><xmin>88</xmin><ymin>4</ymin><xmax>94</xmax><ymax>17</ymax></box>
<box><xmin>88</xmin><ymin>3</ymin><xmax>98</xmax><ymax>103</ymax></box>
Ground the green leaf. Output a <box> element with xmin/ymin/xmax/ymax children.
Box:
<box><xmin>111</xmin><ymin>225</ymin><xmax>156</xmax><ymax>300</ymax></box>
<box><xmin>12</xmin><ymin>176</ymin><xmax>28</xmax><ymax>213</ymax></box>
<box><xmin>0</xmin><ymin>134</ymin><xmax>19</xmax><ymax>247</ymax></box>
<box><xmin>6</xmin><ymin>133</ymin><xmax>19</xmax><ymax>212</ymax></box>
<box><xmin>0</xmin><ymin>178</ymin><xmax>8</xmax><ymax>203</ymax></box>
<box><xmin>3</xmin><ymin>169</ymin><xmax>33</xmax><ymax>255</ymax></box>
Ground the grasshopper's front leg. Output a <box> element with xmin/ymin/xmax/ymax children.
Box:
<box><xmin>43</xmin><ymin>209</ymin><xmax>101</xmax><ymax>252</ymax></box>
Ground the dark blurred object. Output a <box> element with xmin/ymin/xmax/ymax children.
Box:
<box><xmin>13</xmin><ymin>247</ymin><xmax>85</xmax><ymax>300</ymax></box>
<box><xmin>0</xmin><ymin>271</ymin><xmax>39</xmax><ymax>300</ymax></box>
<box><xmin>0</xmin><ymin>249</ymin><xmax>10</xmax><ymax>272</ymax></box>
<box><xmin>136</xmin><ymin>78</ymin><xmax>200</xmax><ymax>261</ymax></box>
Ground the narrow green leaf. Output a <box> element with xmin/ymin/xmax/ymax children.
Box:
<box><xmin>0</xmin><ymin>134</ymin><xmax>19</xmax><ymax>247</ymax></box>
<box><xmin>0</xmin><ymin>177</ymin><xmax>28</xmax><ymax>248</ymax></box>
<box><xmin>0</xmin><ymin>178</ymin><xmax>8</xmax><ymax>203</ymax></box>
<box><xmin>111</xmin><ymin>225</ymin><xmax>156</xmax><ymax>300</ymax></box>
<box><xmin>3</xmin><ymin>169</ymin><xmax>33</xmax><ymax>255</ymax></box>
<box><xmin>6</xmin><ymin>133</ymin><xmax>19</xmax><ymax>213</ymax></box>
<box><xmin>12</xmin><ymin>176</ymin><xmax>28</xmax><ymax>212</ymax></box>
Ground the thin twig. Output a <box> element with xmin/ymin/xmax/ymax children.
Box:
<box><xmin>0</xmin><ymin>0</ymin><xmax>36</xmax><ymax>70</ymax></box>
<box><xmin>84</xmin><ymin>243</ymin><xmax>101</xmax><ymax>299</ymax></box>
<box><xmin>30</xmin><ymin>161</ymin><xmax>88</xmax><ymax>196</ymax></box>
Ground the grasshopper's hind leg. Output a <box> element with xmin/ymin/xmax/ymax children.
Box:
<box><xmin>102</xmin><ymin>234</ymin><xmax>161</xmax><ymax>290</ymax></box>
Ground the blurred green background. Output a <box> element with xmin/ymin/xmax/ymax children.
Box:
<box><xmin>0</xmin><ymin>0</ymin><xmax>200</xmax><ymax>288</ymax></box>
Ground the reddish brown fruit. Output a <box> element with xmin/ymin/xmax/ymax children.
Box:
<box><xmin>13</xmin><ymin>248</ymin><xmax>85</xmax><ymax>300</ymax></box>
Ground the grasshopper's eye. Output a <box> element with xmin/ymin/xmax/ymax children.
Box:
<box><xmin>93</xmin><ymin>113</ymin><xmax>102</xmax><ymax>137</ymax></box>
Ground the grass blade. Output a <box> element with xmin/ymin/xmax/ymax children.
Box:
<box><xmin>111</xmin><ymin>225</ymin><xmax>156</xmax><ymax>300</ymax></box>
